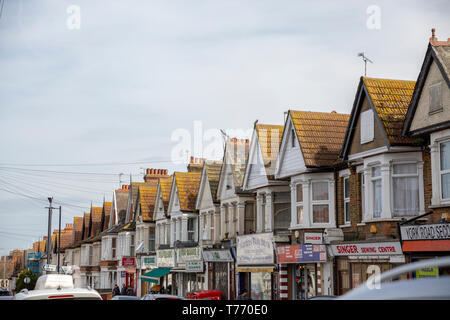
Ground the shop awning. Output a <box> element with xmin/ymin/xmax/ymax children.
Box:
<box><xmin>141</xmin><ymin>268</ymin><xmax>171</xmax><ymax>283</ymax></box>
<box><xmin>236</xmin><ymin>266</ymin><xmax>274</xmax><ymax>273</ymax></box>
<box><xmin>402</xmin><ymin>240</ymin><xmax>450</xmax><ymax>252</ymax></box>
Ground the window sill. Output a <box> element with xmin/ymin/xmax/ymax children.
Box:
<box><xmin>429</xmin><ymin>203</ymin><xmax>450</xmax><ymax>209</ymax></box>
<box><xmin>362</xmin><ymin>217</ymin><xmax>428</xmax><ymax>223</ymax></box>
<box><xmin>339</xmin><ymin>224</ymin><xmax>352</xmax><ymax>228</ymax></box>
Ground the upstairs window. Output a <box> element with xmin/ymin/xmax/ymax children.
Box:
<box><xmin>361</xmin><ymin>109</ymin><xmax>374</xmax><ymax>144</ymax></box>
<box><xmin>344</xmin><ymin>177</ymin><xmax>350</xmax><ymax>224</ymax></box>
<box><xmin>429</xmin><ymin>82</ymin><xmax>443</xmax><ymax>114</ymax></box>
<box><xmin>112</xmin><ymin>238</ymin><xmax>116</xmax><ymax>259</ymax></box>
<box><xmin>187</xmin><ymin>218</ymin><xmax>195</xmax><ymax>242</ymax></box>
<box><xmin>291</xmin><ymin>129</ymin><xmax>296</xmax><ymax>148</ymax></box>
<box><xmin>371</xmin><ymin>166</ymin><xmax>382</xmax><ymax>218</ymax></box>
<box><xmin>148</xmin><ymin>231</ymin><xmax>155</xmax><ymax>252</ymax></box>
<box><xmin>312</xmin><ymin>182</ymin><xmax>329</xmax><ymax>223</ymax></box>
<box><xmin>440</xmin><ymin>141</ymin><xmax>450</xmax><ymax>200</ymax></box>
<box><xmin>392</xmin><ymin>163</ymin><xmax>419</xmax><ymax>216</ymax></box>
<box><xmin>296</xmin><ymin>184</ymin><xmax>304</xmax><ymax>225</ymax></box>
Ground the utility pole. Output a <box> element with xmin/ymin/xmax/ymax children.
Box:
<box><xmin>57</xmin><ymin>206</ymin><xmax>62</xmax><ymax>274</ymax></box>
<box><xmin>46</xmin><ymin>197</ymin><xmax>53</xmax><ymax>265</ymax></box>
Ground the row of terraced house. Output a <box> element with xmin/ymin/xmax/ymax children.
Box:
<box><xmin>14</xmin><ymin>31</ymin><xmax>450</xmax><ymax>300</ymax></box>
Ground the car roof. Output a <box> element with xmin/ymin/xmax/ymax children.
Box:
<box><xmin>339</xmin><ymin>277</ymin><xmax>450</xmax><ymax>300</ymax></box>
<box><xmin>14</xmin><ymin>288</ymin><xmax>102</xmax><ymax>300</ymax></box>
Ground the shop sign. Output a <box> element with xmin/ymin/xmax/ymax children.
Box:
<box><xmin>236</xmin><ymin>233</ymin><xmax>274</xmax><ymax>266</ymax></box>
<box><xmin>157</xmin><ymin>249</ymin><xmax>175</xmax><ymax>268</ymax></box>
<box><xmin>121</xmin><ymin>271</ymin><xmax>126</xmax><ymax>277</ymax></box>
<box><xmin>176</xmin><ymin>247</ymin><xmax>202</xmax><ymax>264</ymax></box>
<box><xmin>202</xmin><ymin>250</ymin><xmax>233</xmax><ymax>262</ymax></box>
<box><xmin>27</xmin><ymin>252</ymin><xmax>41</xmax><ymax>260</ymax></box>
<box><xmin>330</xmin><ymin>242</ymin><xmax>403</xmax><ymax>256</ymax></box>
<box><xmin>277</xmin><ymin>244</ymin><xmax>327</xmax><ymax>263</ymax></box>
<box><xmin>186</xmin><ymin>260</ymin><xmax>204</xmax><ymax>273</ymax></box>
<box><xmin>122</xmin><ymin>257</ymin><xmax>136</xmax><ymax>267</ymax></box>
<box><xmin>303</xmin><ymin>232</ymin><xmax>324</xmax><ymax>244</ymax></box>
<box><xmin>400</xmin><ymin>223</ymin><xmax>450</xmax><ymax>241</ymax></box>
<box><xmin>416</xmin><ymin>266</ymin><xmax>439</xmax><ymax>278</ymax></box>
<box><xmin>43</xmin><ymin>264</ymin><xmax>57</xmax><ymax>272</ymax></box>
<box><xmin>141</xmin><ymin>256</ymin><xmax>157</xmax><ymax>269</ymax></box>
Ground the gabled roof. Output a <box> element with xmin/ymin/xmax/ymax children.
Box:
<box><xmin>172</xmin><ymin>171</ymin><xmax>201</xmax><ymax>212</ymax></box>
<box><xmin>403</xmin><ymin>34</ymin><xmax>450</xmax><ymax>136</ymax></box>
<box><xmin>102</xmin><ymin>202</ymin><xmax>112</xmax><ymax>232</ymax></box>
<box><xmin>115</xmin><ymin>187</ymin><xmax>129</xmax><ymax>225</ymax></box>
<box><xmin>137</xmin><ymin>182</ymin><xmax>159</xmax><ymax>222</ymax></box>
<box><xmin>82</xmin><ymin>213</ymin><xmax>90</xmax><ymax>240</ymax></box>
<box><xmin>196</xmin><ymin>160</ymin><xmax>222</xmax><ymax>209</ymax></box>
<box><xmin>289</xmin><ymin>110</ymin><xmax>350</xmax><ymax>167</ymax></box>
<box><xmin>158</xmin><ymin>177</ymin><xmax>173</xmax><ymax>213</ymax></box>
<box><xmin>90</xmin><ymin>206</ymin><xmax>103</xmax><ymax>238</ymax></box>
<box><xmin>71</xmin><ymin>216</ymin><xmax>83</xmax><ymax>246</ymax></box>
<box><xmin>341</xmin><ymin>77</ymin><xmax>416</xmax><ymax>159</ymax></box>
<box><xmin>363</xmin><ymin>77</ymin><xmax>416</xmax><ymax>145</ymax></box>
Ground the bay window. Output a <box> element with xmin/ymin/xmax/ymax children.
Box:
<box><xmin>312</xmin><ymin>181</ymin><xmax>329</xmax><ymax>223</ymax></box>
<box><xmin>187</xmin><ymin>218</ymin><xmax>195</xmax><ymax>241</ymax></box>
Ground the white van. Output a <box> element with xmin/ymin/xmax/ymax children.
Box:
<box><xmin>15</xmin><ymin>274</ymin><xmax>102</xmax><ymax>300</ymax></box>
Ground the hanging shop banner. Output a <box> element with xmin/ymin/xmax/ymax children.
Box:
<box><xmin>236</xmin><ymin>233</ymin><xmax>274</xmax><ymax>266</ymax></box>
<box><xmin>303</xmin><ymin>233</ymin><xmax>324</xmax><ymax>244</ymax></box>
<box><xmin>329</xmin><ymin>242</ymin><xmax>403</xmax><ymax>256</ymax></box>
<box><xmin>416</xmin><ymin>266</ymin><xmax>439</xmax><ymax>278</ymax></box>
<box><xmin>176</xmin><ymin>247</ymin><xmax>202</xmax><ymax>265</ymax></box>
<box><xmin>141</xmin><ymin>256</ymin><xmax>157</xmax><ymax>269</ymax></box>
<box><xmin>400</xmin><ymin>223</ymin><xmax>450</xmax><ymax>241</ymax></box>
<box><xmin>122</xmin><ymin>257</ymin><xmax>136</xmax><ymax>267</ymax></box>
<box><xmin>202</xmin><ymin>250</ymin><xmax>234</xmax><ymax>262</ymax></box>
<box><xmin>27</xmin><ymin>252</ymin><xmax>42</xmax><ymax>260</ymax></box>
<box><xmin>186</xmin><ymin>260</ymin><xmax>204</xmax><ymax>273</ymax></box>
<box><xmin>277</xmin><ymin>244</ymin><xmax>327</xmax><ymax>263</ymax></box>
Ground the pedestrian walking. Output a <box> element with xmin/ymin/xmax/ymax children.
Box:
<box><xmin>112</xmin><ymin>284</ymin><xmax>120</xmax><ymax>296</ymax></box>
<box><xmin>237</xmin><ymin>288</ymin><xmax>250</xmax><ymax>300</ymax></box>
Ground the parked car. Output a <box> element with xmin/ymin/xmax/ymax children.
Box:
<box><xmin>0</xmin><ymin>288</ymin><xmax>13</xmax><ymax>300</ymax></box>
<box><xmin>14</xmin><ymin>287</ymin><xmax>102</xmax><ymax>300</ymax></box>
<box><xmin>339</xmin><ymin>256</ymin><xmax>450</xmax><ymax>300</ymax></box>
<box><xmin>111</xmin><ymin>295</ymin><xmax>140</xmax><ymax>300</ymax></box>
<box><xmin>307</xmin><ymin>295</ymin><xmax>337</xmax><ymax>300</ymax></box>
<box><xmin>141</xmin><ymin>294</ymin><xmax>186</xmax><ymax>300</ymax></box>
<box><xmin>186</xmin><ymin>290</ymin><xmax>222</xmax><ymax>300</ymax></box>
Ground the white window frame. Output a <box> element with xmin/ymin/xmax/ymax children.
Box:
<box><xmin>439</xmin><ymin>139</ymin><xmax>450</xmax><ymax>202</ymax></box>
<box><xmin>343</xmin><ymin>176</ymin><xmax>351</xmax><ymax>224</ymax></box>
<box><xmin>295</xmin><ymin>183</ymin><xmax>304</xmax><ymax>225</ymax></box>
<box><xmin>289</xmin><ymin>172</ymin><xmax>336</xmax><ymax>229</ymax></box>
<box><xmin>362</xmin><ymin>152</ymin><xmax>425</xmax><ymax>222</ymax></box>
<box><xmin>371</xmin><ymin>165</ymin><xmax>382</xmax><ymax>219</ymax></box>
<box><xmin>392</xmin><ymin>162</ymin><xmax>420</xmax><ymax>217</ymax></box>
<box><xmin>361</xmin><ymin>109</ymin><xmax>375</xmax><ymax>144</ymax></box>
<box><xmin>311</xmin><ymin>180</ymin><xmax>331</xmax><ymax>225</ymax></box>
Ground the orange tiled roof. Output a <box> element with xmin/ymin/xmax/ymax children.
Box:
<box><xmin>290</xmin><ymin>110</ymin><xmax>350</xmax><ymax>167</ymax></box>
<box><xmin>174</xmin><ymin>172</ymin><xmax>201</xmax><ymax>212</ymax></box>
<box><xmin>158</xmin><ymin>176</ymin><xmax>173</xmax><ymax>213</ymax></box>
<box><xmin>102</xmin><ymin>202</ymin><xmax>112</xmax><ymax>231</ymax></box>
<box><xmin>138</xmin><ymin>183</ymin><xmax>159</xmax><ymax>221</ymax></box>
<box><xmin>82</xmin><ymin>212</ymin><xmax>90</xmax><ymax>240</ymax></box>
<box><xmin>363</xmin><ymin>77</ymin><xmax>416</xmax><ymax>145</ymax></box>
<box><xmin>255</xmin><ymin>124</ymin><xmax>284</xmax><ymax>177</ymax></box>
<box><xmin>205</xmin><ymin>161</ymin><xmax>222</xmax><ymax>201</ymax></box>
<box><xmin>90</xmin><ymin>206</ymin><xmax>103</xmax><ymax>237</ymax></box>
<box><xmin>72</xmin><ymin>216</ymin><xmax>83</xmax><ymax>245</ymax></box>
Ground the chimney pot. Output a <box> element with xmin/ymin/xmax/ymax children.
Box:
<box><xmin>146</xmin><ymin>168</ymin><xmax>150</xmax><ymax>175</ymax></box>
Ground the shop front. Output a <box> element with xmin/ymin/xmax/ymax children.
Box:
<box><xmin>174</xmin><ymin>247</ymin><xmax>205</xmax><ymax>297</ymax></box>
<box><xmin>203</xmin><ymin>249</ymin><xmax>234</xmax><ymax>299</ymax></box>
<box><xmin>122</xmin><ymin>257</ymin><xmax>137</xmax><ymax>295</ymax></box>
<box><xmin>236</xmin><ymin>233</ymin><xmax>276</xmax><ymax>300</ymax></box>
<box><xmin>329</xmin><ymin>241</ymin><xmax>406</xmax><ymax>295</ymax></box>
<box><xmin>156</xmin><ymin>249</ymin><xmax>176</xmax><ymax>294</ymax></box>
<box><xmin>138</xmin><ymin>255</ymin><xmax>157</xmax><ymax>296</ymax></box>
<box><xmin>277</xmin><ymin>243</ymin><xmax>328</xmax><ymax>300</ymax></box>
<box><xmin>400</xmin><ymin>222</ymin><xmax>450</xmax><ymax>278</ymax></box>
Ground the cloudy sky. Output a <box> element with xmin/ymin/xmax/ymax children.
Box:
<box><xmin>0</xmin><ymin>0</ymin><xmax>449</xmax><ymax>255</ymax></box>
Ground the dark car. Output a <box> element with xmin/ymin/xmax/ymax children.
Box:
<box><xmin>0</xmin><ymin>289</ymin><xmax>13</xmax><ymax>300</ymax></box>
<box><xmin>111</xmin><ymin>295</ymin><xmax>140</xmax><ymax>300</ymax></box>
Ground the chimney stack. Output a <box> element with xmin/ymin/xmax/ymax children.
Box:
<box><xmin>144</xmin><ymin>168</ymin><xmax>169</xmax><ymax>183</ymax></box>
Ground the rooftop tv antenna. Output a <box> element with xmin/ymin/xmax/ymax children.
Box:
<box><xmin>358</xmin><ymin>52</ymin><xmax>373</xmax><ymax>76</ymax></box>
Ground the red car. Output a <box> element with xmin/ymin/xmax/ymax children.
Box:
<box><xmin>186</xmin><ymin>290</ymin><xmax>222</xmax><ymax>300</ymax></box>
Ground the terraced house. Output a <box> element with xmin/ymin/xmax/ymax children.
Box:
<box><xmin>401</xmin><ymin>31</ymin><xmax>450</xmax><ymax>267</ymax></box>
<box><xmin>239</xmin><ymin>123</ymin><xmax>287</xmax><ymax>300</ymax></box>
<box><xmin>274</xmin><ymin>110</ymin><xmax>350</xmax><ymax>299</ymax></box>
